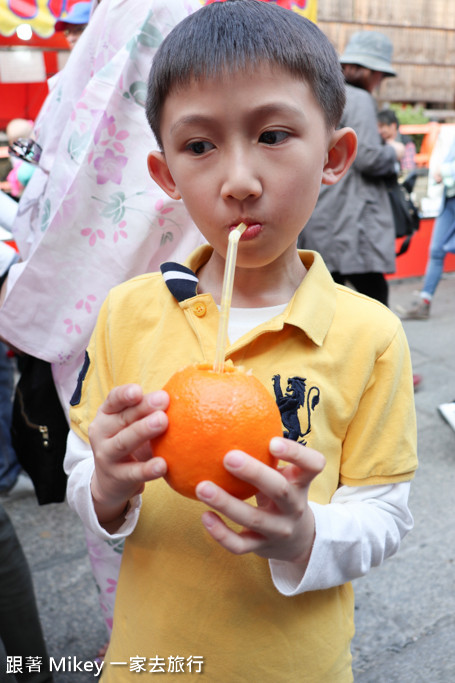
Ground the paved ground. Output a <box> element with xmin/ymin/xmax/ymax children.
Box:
<box><xmin>352</xmin><ymin>272</ymin><xmax>455</xmax><ymax>683</ymax></box>
<box><xmin>1</xmin><ymin>273</ymin><xmax>454</xmax><ymax>682</ymax></box>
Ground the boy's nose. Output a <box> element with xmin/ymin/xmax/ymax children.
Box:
<box><xmin>220</xmin><ymin>153</ymin><xmax>262</xmax><ymax>201</ymax></box>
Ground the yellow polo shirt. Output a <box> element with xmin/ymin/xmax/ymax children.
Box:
<box><xmin>70</xmin><ymin>247</ymin><xmax>417</xmax><ymax>682</ymax></box>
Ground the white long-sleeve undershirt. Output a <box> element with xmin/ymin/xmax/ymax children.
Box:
<box><xmin>64</xmin><ymin>430</ymin><xmax>413</xmax><ymax>596</ymax></box>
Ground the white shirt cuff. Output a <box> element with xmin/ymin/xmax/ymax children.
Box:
<box><xmin>64</xmin><ymin>430</ymin><xmax>142</xmax><ymax>541</ymax></box>
<box><xmin>269</xmin><ymin>482</ymin><xmax>413</xmax><ymax>596</ymax></box>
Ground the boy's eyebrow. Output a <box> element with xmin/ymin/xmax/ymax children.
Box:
<box><xmin>246</xmin><ymin>102</ymin><xmax>305</xmax><ymax>120</ymax></box>
<box><xmin>170</xmin><ymin>115</ymin><xmax>216</xmax><ymax>135</ymax></box>
<box><xmin>169</xmin><ymin>103</ymin><xmax>306</xmax><ymax>135</ymax></box>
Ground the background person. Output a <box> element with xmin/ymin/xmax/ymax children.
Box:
<box><xmin>299</xmin><ymin>30</ymin><xmax>402</xmax><ymax>307</ymax></box>
<box><xmin>0</xmin><ymin>342</ymin><xmax>21</xmax><ymax>499</ymax></box>
<box><xmin>54</xmin><ymin>1</ymin><xmax>91</xmax><ymax>50</ymax></box>
<box><xmin>0</xmin><ymin>503</ymin><xmax>53</xmax><ymax>683</ymax></box>
<box><xmin>398</xmin><ymin>133</ymin><xmax>455</xmax><ymax>319</ymax></box>
<box><xmin>0</xmin><ymin>242</ymin><xmax>33</xmax><ymax>501</ymax></box>
<box><xmin>377</xmin><ymin>108</ymin><xmax>416</xmax><ymax>174</ymax></box>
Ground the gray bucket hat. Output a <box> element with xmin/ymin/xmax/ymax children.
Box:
<box><xmin>339</xmin><ymin>31</ymin><xmax>397</xmax><ymax>77</ymax></box>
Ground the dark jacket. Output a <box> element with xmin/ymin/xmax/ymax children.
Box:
<box><xmin>300</xmin><ymin>84</ymin><xmax>398</xmax><ymax>274</ymax></box>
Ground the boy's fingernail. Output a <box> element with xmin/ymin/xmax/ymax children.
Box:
<box><xmin>196</xmin><ymin>482</ymin><xmax>216</xmax><ymax>500</ymax></box>
<box><xmin>151</xmin><ymin>459</ymin><xmax>166</xmax><ymax>476</ymax></box>
<box><xmin>224</xmin><ymin>451</ymin><xmax>245</xmax><ymax>468</ymax></box>
<box><xmin>269</xmin><ymin>437</ymin><xmax>286</xmax><ymax>456</ymax></box>
<box><xmin>125</xmin><ymin>386</ymin><xmax>138</xmax><ymax>400</ymax></box>
<box><xmin>148</xmin><ymin>412</ymin><xmax>165</xmax><ymax>429</ymax></box>
<box><xmin>201</xmin><ymin>511</ymin><xmax>215</xmax><ymax>528</ymax></box>
<box><xmin>148</xmin><ymin>391</ymin><xmax>168</xmax><ymax>408</ymax></box>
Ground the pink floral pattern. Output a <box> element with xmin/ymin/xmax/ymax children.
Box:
<box><xmin>75</xmin><ymin>294</ymin><xmax>97</xmax><ymax>313</ymax></box>
<box><xmin>64</xmin><ymin>319</ymin><xmax>82</xmax><ymax>335</ymax></box>
<box><xmin>113</xmin><ymin>220</ymin><xmax>128</xmax><ymax>243</ymax></box>
<box><xmin>81</xmin><ymin>227</ymin><xmax>106</xmax><ymax>246</ymax></box>
<box><xmin>85</xmin><ymin>530</ymin><xmax>124</xmax><ymax>637</ymax></box>
<box><xmin>155</xmin><ymin>198</ymin><xmax>175</xmax><ymax>226</ymax></box>
<box><xmin>106</xmin><ymin>578</ymin><xmax>117</xmax><ymax>594</ymax></box>
<box><xmin>94</xmin><ymin>148</ymin><xmax>128</xmax><ymax>185</ymax></box>
<box><xmin>90</xmin><ymin>112</ymin><xmax>130</xmax><ymax>185</ymax></box>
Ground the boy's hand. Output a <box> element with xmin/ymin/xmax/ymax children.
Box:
<box><xmin>195</xmin><ymin>437</ymin><xmax>325</xmax><ymax>570</ymax></box>
<box><xmin>88</xmin><ymin>384</ymin><xmax>169</xmax><ymax>530</ymax></box>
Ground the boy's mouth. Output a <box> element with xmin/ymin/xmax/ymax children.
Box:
<box><xmin>229</xmin><ymin>222</ymin><xmax>263</xmax><ymax>241</ymax></box>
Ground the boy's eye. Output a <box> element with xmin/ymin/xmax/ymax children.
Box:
<box><xmin>259</xmin><ymin>130</ymin><xmax>289</xmax><ymax>145</ymax></box>
<box><xmin>186</xmin><ymin>140</ymin><xmax>214</xmax><ymax>155</ymax></box>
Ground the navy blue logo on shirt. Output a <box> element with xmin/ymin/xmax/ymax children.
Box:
<box><xmin>272</xmin><ymin>375</ymin><xmax>320</xmax><ymax>444</ymax></box>
<box><xmin>70</xmin><ymin>350</ymin><xmax>90</xmax><ymax>406</ymax></box>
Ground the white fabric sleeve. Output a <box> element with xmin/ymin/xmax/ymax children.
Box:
<box><xmin>269</xmin><ymin>481</ymin><xmax>413</xmax><ymax>596</ymax></box>
<box><xmin>64</xmin><ymin>429</ymin><xmax>142</xmax><ymax>541</ymax></box>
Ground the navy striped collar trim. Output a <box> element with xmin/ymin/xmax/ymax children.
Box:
<box><xmin>160</xmin><ymin>262</ymin><xmax>199</xmax><ymax>302</ymax></box>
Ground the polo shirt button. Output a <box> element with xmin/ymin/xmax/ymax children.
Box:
<box><xmin>192</xmin><ymin>302</ymin><xmax>207</xmax><ymax>317</ymax></box>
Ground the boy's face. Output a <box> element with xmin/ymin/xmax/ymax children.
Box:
<box><xmin>149</xmin><ymin>63</ymin><xmax>352</xmax><ymax>271</ymax></box>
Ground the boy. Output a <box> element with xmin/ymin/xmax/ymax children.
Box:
<box><xmin>67</xmin><ymin>2</ymin><xmax>417</xmax><ymax>680</ymax></box>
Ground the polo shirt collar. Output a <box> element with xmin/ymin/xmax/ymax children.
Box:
<box><xmin>161</xmin><ymin>245</ymin><xmax>336</xmax><ymax>347</ymax></box>
<box><xmin>287</xmin><ymin>250</ymin><xmax>337</xmax><ymax>346</ymax></box>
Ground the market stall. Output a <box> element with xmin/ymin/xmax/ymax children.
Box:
<box><xmin>0</xmin><ymin>0</ymin><xmax>78</xmax><ymax>127</ymax></box>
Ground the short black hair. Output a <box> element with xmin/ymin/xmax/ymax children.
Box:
<box><xmin>146</xmin><ymin>0</ymin><xmax>346</xmax><ymax>149</ymax></box>
<box><xmin>377</xmin><ymin>109</ymin><xmax>399</xmax><ymax>127</ymax></box>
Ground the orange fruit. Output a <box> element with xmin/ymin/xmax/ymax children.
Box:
<box><xmin>151</xmin><ymin>362</ymin><xmax>282</xmax><ymax>500</ymax></box>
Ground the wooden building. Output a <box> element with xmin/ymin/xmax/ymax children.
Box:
<box><xmin>317</xmin><ymin>0</ymin><xmax>455</xmax><ymax>118</ymax></box>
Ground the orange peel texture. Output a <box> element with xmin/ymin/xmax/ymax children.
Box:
<box><xmin>151</xmin><ymin>362</ymin><xmax>282</xmax><ymax>500</ymax></box>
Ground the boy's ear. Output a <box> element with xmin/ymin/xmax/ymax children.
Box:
<box><xmin>147</xmin><ymin>151</ymin><xmax>181</xmax><ymax>200</ymax></box>
<box><xmin>321</xmin><ymin>127</ymin><xmax>357</xmax><ymax>186</ymax></box>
